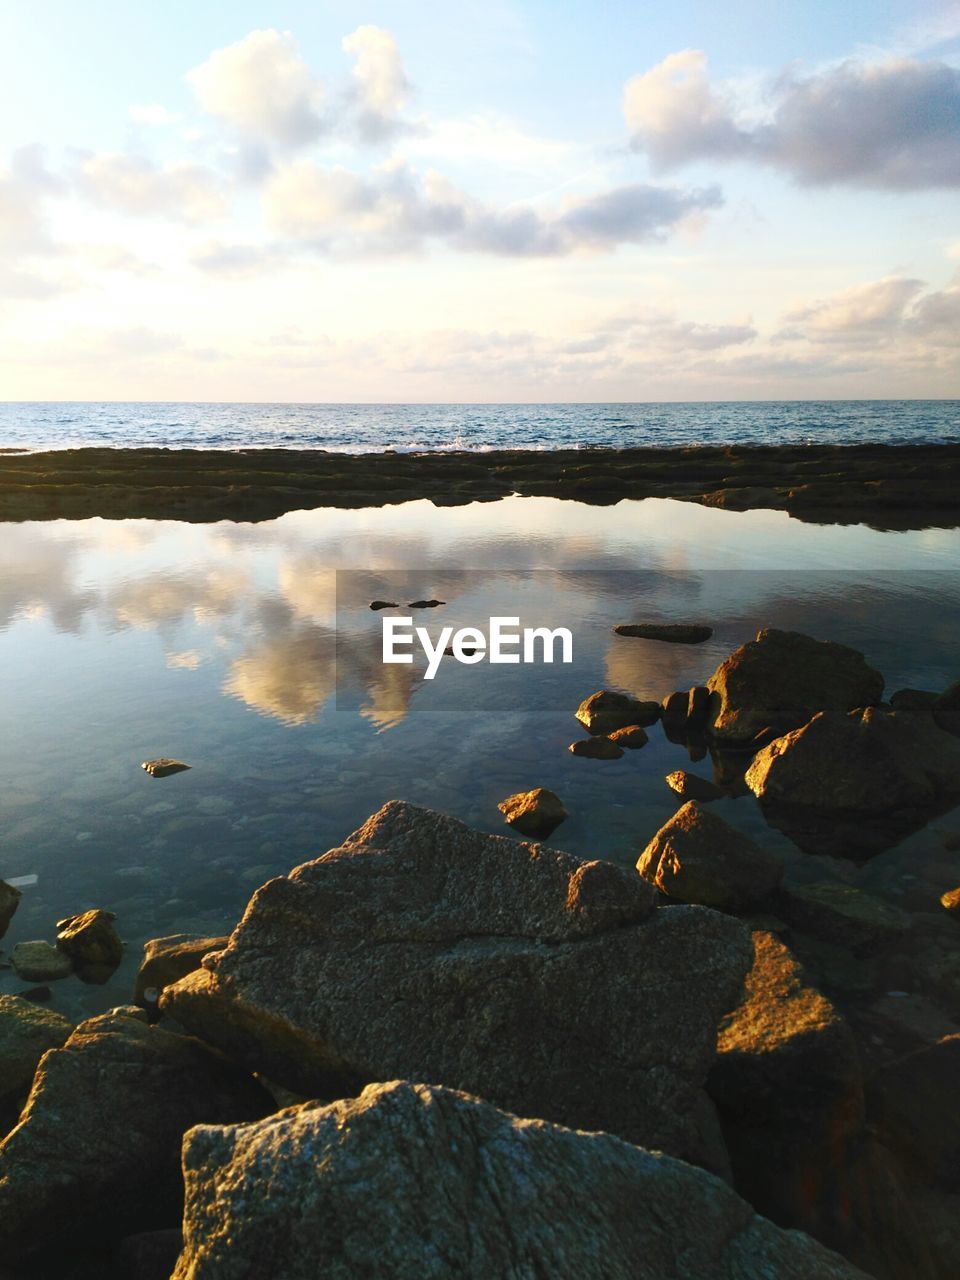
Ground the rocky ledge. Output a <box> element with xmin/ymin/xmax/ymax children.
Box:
<box><xmin>1</xmin><ymin>442</ymin><xmax>959</xmax><ymax>526</ymax></box>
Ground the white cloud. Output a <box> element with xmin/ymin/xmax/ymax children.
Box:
<box><xmin>129</xmin><ymin>104</ymin><xmax>180</xmax><ymax>126</ymax></box>
<box><xmin>76</xmin><ymin>152</ymin><xmax>227</xmax><ymax>223</ymax></box>
<box><xmin>782</xmin><ymin>276</ymin><xmax>926</xmax><ymax>344</ymax></box>
<box><xmin>186</xmin><ymin>29</ymin><xmax>324</xmax><ymax>148</ymax></box>
<box><xmin>341</xmin><ymin>25</ymin><xmax>411</xmax><ymax>142</ymax></box>
<box><xmin>626</xmin><ymin>49</ymin><xmax>960</xmax><ymax>189</ymax></box>
<box><xmin>263</xmin><ymin>158</ymin><xmax>721</xmax><ymax>256</ymax></box>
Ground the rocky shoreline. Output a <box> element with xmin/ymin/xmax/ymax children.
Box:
<box><xmin>1</xmin><ymin>627</ymin><xmax>958</xmax><ymax>1278</ymax></box>
<box><xmin>1</xmin><ymin>442</ymin><xmax>960</xmax><ymax>526</ymax></box>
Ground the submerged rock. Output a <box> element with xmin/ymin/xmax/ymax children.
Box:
<box><xmin>706</xmin><ymin>629</ymin><xmax>884</xmax><ymax>747</ymax></box>
<box><xmin>172</xmin><ymin>1080</ymin><xmax>867</xmax><ymax>1280</ymax></box>
<box><xmin>607</xmin><ymin>724</ymin><xmax>649</xmax><ymax>749</ymax></box>
<box><xmin>0</xmin><ymin>882</ymin><xmax>21</xmax><ymax>941</ymax></box>
<box><xmin>0</xmin><ymin>1011</ymin><xmax>271</xmax><ymax>1256</ymax></box>
<box><xmin>665</xmin><ymin>770</ymin><xmax>725</xmax><ymax>802</ymax></box>
<box><xmin>56</xmin><ymin>909</ymin><xmax>123</xmax><ymax>970</ymax></box>
<box><xmin>745</xmin><ymin>706</ymin><xmax>960</xmax><ymax>857</ymax></box>
<box><xmin>497</xmin><ymin>788</ymin><xmax>567</xmax><ymax>839</ymax></box>
<box><xmin>613</xmin><ymin>622</ymin><xmax>713</xmax><ymax>643</ymax></box>
<box><xmin>637</xmin><ymin>802</ymin><xmax>784</xmax><ymax>913</ymax></box>
<box><xmin>142</xmin><ymin>758</ymin><xmax>191</xmax><ymax>778</ymax></box>
<box><xmin>11</xmin><ymin>941</ymin><xmax>73</xmax><ymax>984</ymax></box>
<box><xmin>135</xmin><ymin>934</ymin><xmax>230</xmax><ymax>1008</ymax></box>
<box><xmin>568</xmin><ymin>736</ymin><xmax>623</xmax><ymax>759</ymax></box>
<box><xmin>0</xmin><ymin>995</ymin><xmax>72</xmax><ymax>1107</ymax></box>
<box><xmin>162</xmin><ymin>801</ymin><xmax>751</xmax><ymax>1170</ymax></box>
<box><xmin>575</xmin><ymin>689</ymin><xmax>660</xmax><ymax>734</ymax></box>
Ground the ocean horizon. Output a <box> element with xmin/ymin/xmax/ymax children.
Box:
<box><xmin>1</xmin><ymin>399</ymin><xmax>959</xmax><ymax>453</ymax></box>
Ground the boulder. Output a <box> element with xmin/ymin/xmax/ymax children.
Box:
<box><xmin>665</xmin><ymin>770</ymin><xmax>725</xmax><ymax>802</ymax></box>
<box><xmin>706</xmin><ymin>629</ymin><xmax>884</xmax><ymax>747</ymax></box>
<box><xmin>778</xmin><ymin>882</ymin><xmax>912</xmax><ymax>957</ymax></box>
<box><xmin>0</xmin><ymin>996</ymin><xmax>72</xmax><ymax>1106</ymax></box>
<box><xmin>870</xmin><ymin>1034</ymin><xmax>960</xmax><ymax>1190</ymax></box>
<box><xmin>660</xmin><ymin>689</ymin><xmax>690</xmax><ymax>735</ymax></box>
<box><xmin>162</xmin><ymin>801</ymin><xmax>752</xmax><ymax>1171</ymax></box>
<box><xmin>141</xmin><ymin>759</ymin><xmax>191</xmax><ymax>778</ymax></box>
<box><xmin>172</xmin><ymin>1080</ymin><xmax>867</xmax><ymax>1280</ymax></box>
<box><xmin>612</xmin><ymin>622</ymin><xmax>713</xmax><ymax>643</ymax></box>
<box><xmin>135</xmin><ymin>934</ymin><xmax>230</xmax><ymax>1008</ymax></box>
<box><xmin>56</xmin><ymin>909</ymin><xmax>123</xmax><ymax>971</ymax></box>
<box><xmin>745</xmin><ymin>706</ymin><xmax>960</xmax><ymax>856</ymax></box>
<box><xmin>607</xmin><ymin>724</ymin><xmax>649</xmax><ymax>749</ymax></box>
<box><xmin>0</xmin><ymin>1012</ymin><xmax>271</xmax><ymax>1256</ymax></box>
<box><xmin>0</xmin><ymin>882</ymin><xmax>21</xmax><ymax>941</ymax></box>
<box><xmin>637</xmin><ymin>802</ymin><xmax>784</xmax><ymax>913</ymax></box>
<box><xmin>575</xmin><ymin>689</ymin><xmax>660</xmax><ymax>734</ymax></box>
<box><xmin>687</xmin><ymin>684</ymin><xmax>712</xmax><ymax>729</ymax></box>
<box><xmin>941</xmin><ymin>886</ymin><xmax>960</xmax><ymax>917</ymax></box>
<box><xmin>497</xmin><ymin>788</ymin><xmax>566</xmax><ymax>839</ymax></box>
<box><xmin>569</xmin><ymin>736</ymin><xmax>623</xmax><ymax>759</ymax></box>
<box><xmin>933</xmin><ymin>678</ymin><xmax>960</xmax><ymax>736</ymax></box>
<box><xmin>11</xmin><ymin>941</ymin><xmax>73</xmax><ymax>983</ymax></box>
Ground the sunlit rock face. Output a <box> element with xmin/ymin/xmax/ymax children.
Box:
<box><xmin>172</xmin><ymin>1081</ymin><xmax>868</xmax><ymax>1280</ymax></box>
<box><xmin>163</xmin><ymin>801</ymin><xmax>751</xmax><ymax>1173</ymax></box>
<box><xmin>745</xmin><ymin>705</ymin><xmax>960</xmax><ymax>857</ymax></box>
<box><xmin>705</xmin><ymin>628</ymin><xmax>885</xmax><ymax>748</ymax></box>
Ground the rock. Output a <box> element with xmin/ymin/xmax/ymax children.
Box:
<box><xmin>687</xmin><ymin>684</ymin><xmax>711</xmax><ymax>729</ymax></box>
<box><xmin>0</xmin><ymin>882</ymin><xmax>21</xmax><ymax>941</ymax></box>
<box><xmin>497</xmin><ymin>788</ymin><xmax>567</xmax><ymax>839</ymax></box>
<box><xmin>706</xmin><ymin>629</ymin><xmax>884</xmax><ymax>747</ymax></box>
<box><xmin>745</xmin><ymin>706</ymin><xmax>960</xmax><ymax>856</ymax></box>
<box><xmin>575</xmin><ymin>689</ymin><xmax>660</xmax><ymax>734</ymax></box>
<box><xmin>568</xmin><ymin>736</ymin><xmax>623</xmax><ymax>759</ymax></box>
<box><xmin>607</xmin><ymin>724</ymin><xmax>649</xmax><ymax>749</ymax></box>
<box><xmin>871</xmin><ymin>1034</ymin><xmax>960</xmax><ymax>1190</ymax></box>
<box><xmin>14</xmin><ymin>987</ymin><xmax>51</xmax><ymax>1004</ymax></box>
<box><xmin>660</xmin><ymin>689</ymin><xmax>689</xmax><ymax>735</ymax></box>
<box><xmin>135</xmin><ymin>934</ymin><xmax>232</xmax><ymax>1007</ymax></box>
<box><xmin>368</xmin><ymin>600</ymin><xmax>398</xmax><ymax>610</ymax></box>
<box><xmin>0</xmin><ymin>1011</ymin><xmax>271</xmax><ymax>1256</ymax></box>
<box><xmin>0</xmin><ymin>996</ymin><xmax>72</xmax><ymax>1106</ymax></box>
<box><xmin>172</xmin><ymin>1080</ymin><xmax>867</xmax><ymax>1280</ymax></box>
<box><xmin>613</xmin><ymin>622</ymin><xmax>713</xmax><ymax>643</ymax></box>
<box><xmin>890</xmin><ymin>688</ymin><xmax>939</xmax><ymax>711</ymax></box>
<box><xmin>56</xmin><ymin>908</ymin><xmax>123</xmax><ymax>969</ymax></box>
<box><xmin>941</xmin><ymin>886</ymin><xmax>960</xmax><ymax>916</ymax></box>
<box><xmin>407</xmin><ymin>598</ymin><xmax>445</xmax><ymax>608</ymax></box>
<box><xmin>142</xmin><ymin>758</ymin><xmax>191</xmax><ymax>778</ymax></box>
<box><xmin>11</xmin><ymin>941</ymin><xmax>73</xmax><ymax>983</ymax></box>
<box><xmin>109</xmin><ymin>1004</ymin><xmax>150</xmax><ymax>1022</ymax></box>
<box><xmin>637</xmin><ymin>802</ymin><xmax>784</xmax><ymax>913</ymax></box>
<box><xmin>778</xmin><ymin>882</ymin><xmax>912</xmax><ymax>957</ymax></box>
<box><xmin>933</xmin><ymin>677</ymin><xmax>960</xmax><ymax>735</ymax></box>
<box><xmin>117</xmin><ymin>1229</ymin><xmax>184</xmax><ymax>1280</ymax></box>
<box><xmin>665</xmin><ymin>770</ymin><xmax>725</xmax><ymax>802</ymax></box>
<box><xmin>162</xmin><ymin>801</ymin><xmax>751</xmax><ymax>1170</ymax></box>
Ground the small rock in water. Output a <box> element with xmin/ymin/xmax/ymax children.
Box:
<box><xmin>142</xmin><ymin>758</ymin><xmax>191</xmax><ymax>778</ymax></box>
<box><xmin>0</xmin><ymin>880</ymin><xmax>22</xmax><ymax>940</ymax></box>
<box><xmin>575</xmin><ymin>690</ymin><xmax>660</xmax><ymax>735</ymax></box>
<box><xmin>665</xmin><ymin>770</ymin><xmax>725</xmax><ymax>802</ymax></box>
<box><xmin>607</xmin><ymin>725</ymin><xmax>649</xmax><ymax>749</ymax></box>
<box><xmin>569</xmin><ymin>736</ymin><xmax>624</xmax><ymax>759</ymax></box>
<box><xmin>369</xmin><ymin>600</ymin><xmax>398</xmax><ymax>610</ymax></box>
<box><xmin>613</xmin><ymin>622</ymin><xmax>713</xmax><ymax>643</ymax></box>
<box><xmin>12</xmin><ymin>941</ymin><xmax>74</xmax><ymax>983</ymax></box>
<box><xmin>940</xmin><ymin>886</ymin><xmax>960</xmax><ymax>917</ymax></box>
<box><xmin>497</xmin><ymin>788</ymin><xmax>567</xmax><ymax>839</ymax></box>
<box><xmin>407</xmin><ymin>599</ymin><xmax>445</xmax><ymax>608</ymax></box>
<box><xmin>56</xmin><ymin>909</ymin><xmax>123</xmax><ymax>970</ymax></box>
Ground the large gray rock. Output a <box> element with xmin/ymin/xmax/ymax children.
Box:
<box><xmin>0</xmin><ymin>996</ymin><xmax>72</xmax><ymax>1107</ymax></box>
<box><xmin>706</xmin><ymin>629</ymin><xmax>884</xmax><ymax>747</ymax></box>
<box><xmin>637</xmin><ymin>801</ymin><xmax>784</xmax><ymax>913</ymax></box>
<box><xmin>0</xmin><ymin>1012</ymin><xmax>271</xmax><ymax>1256</ymax></box>
<box><xmin>745</xmin><ymin>706</ymin><xmax>960</xmax><ymax>856</ymax></box>
<box><xmin>162</xmin><ymin>801</ymin><xmax>752</xmax><ymax>1171</ymax></box>
<box><xmin>172</xmin><ymin>1080</ymin><xmax>868</xmax><ymax>1280</ymax></box>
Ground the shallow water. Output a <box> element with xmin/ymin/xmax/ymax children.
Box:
<box><xmin>1</xmin><ymin>495</ymin><xmax>958</xmax><ymax>1022</ymax></box>
<box><xmin>1</xmin><ymin>399</ymin><xmax>959</xmax><ymax>451</ymax></box>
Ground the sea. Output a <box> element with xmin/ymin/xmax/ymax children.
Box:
<box><xmin>0</xmin><ymin>399</ymin><xmax>958</xmax><ymax>451</ymax></box>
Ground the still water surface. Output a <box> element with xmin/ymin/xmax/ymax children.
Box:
<box><xmin>1</xmin><ymin>496</ymin><xmax>958</xmax><ymax>1020</ymax></box>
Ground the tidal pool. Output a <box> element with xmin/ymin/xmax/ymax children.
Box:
<box><xmin>1</xmin><ymin>495</ymin><xmax>958</xmax><ymax>1022</ymax></box>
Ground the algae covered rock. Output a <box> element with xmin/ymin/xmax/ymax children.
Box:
<box><xmin>496</xmin><ymin>788</ymin><xmax>566</xmax><ymax>839</ymax></box>
<box><xmin>163</xmin><ymin>801</ymin><xmax>751</xmax><ymax>1170</ymax></box>
<box><xmin>172</xmin><ymin>1080</ymin><xmax>868</xmax><ymax>1280</ymax></box>
<box><xmin>706</xmin><ymin>629</ymin><xmax>884</xmax><ymax>746</ymax></box>
<box><xmin>637</xmin><ymin>801</ymin><xmax>784</xmax><ymax>913</ymax></box>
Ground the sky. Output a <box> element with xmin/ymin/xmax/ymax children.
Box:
<box><xmin>1</xmin><ymin>0</ymin><xmax>958</xmax><ymax>402</ymax></box>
